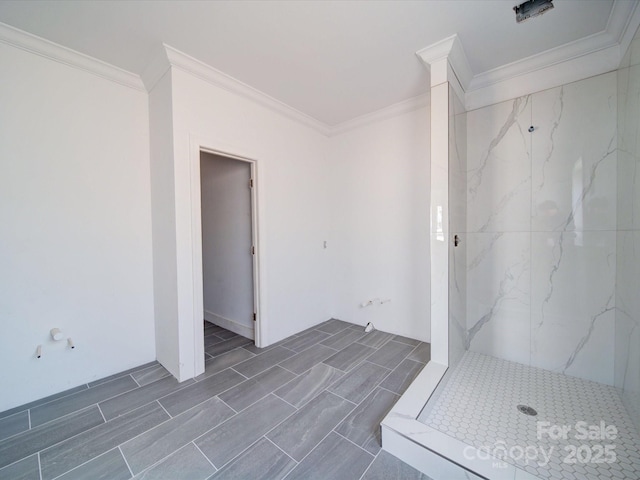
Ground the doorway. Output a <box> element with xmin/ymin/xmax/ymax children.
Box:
<box><xmin>200</xmin><ymin>151</ymin><xmax>257</xmax><ymax>341</ymax></box>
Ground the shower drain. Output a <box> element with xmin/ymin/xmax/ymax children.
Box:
<box><xmin>517</xmin><ymin>404</ymin><xmax>538</xmax><ymax>416</ymax></box>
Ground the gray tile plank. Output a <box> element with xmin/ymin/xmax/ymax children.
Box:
<box><xmin>392</xmin><ymin>335</ymin><xmax>421</xmax><ymax>347</ymax></box>
<box><xmin>195</xmin><ymin>394</ymin><xmax>295</xmax><ymax>468</ymax></box>
<box><xmin>218</xmin><ymin>366</ymin><xmax>295</xmax><ymax>412</ymax></box>
<box><xmin>278</xmin><ymin>344</ymin><xmax>336</xmax><ymax>374</ymax></box>
<box><xmin>205</xmin><ymin>336</ymin><xmax>252</xmax><ymax>356</ymax></box>
<box><xmin>232</xmin><ymin>346</ymin><xmax>296</xmax><ymax>378</ymax></box>
<box><xmin>133</xmin><ymin>443</ymin><xmax>215</xmax><ymax>480</ymax></box>
<box><xmin>320</xmin><ymin>328</ymin><xmax>366</xmax><ymax>350</ymax></box>
<box><xmin>215</xmin><ymin>330</ymin><xmax>239</xmax><ymax>340</ymax></box>
<box><xmin>40</xmin><ymin>402</ymin><xmax>169</xmax><ymax>480</ymax></box>
<box><xmin>0</xmin><ymin>384</ymin><xmax>88</xmax><ymax>420</ymax></box>
<box><xmin>121</xmin><ymin>397</ymin><xmax>233</xmax><ymax>475</ymax></box>
<box><xmin>328</xmin><ymin>361</ymin><xmax>391</xmax><ymax>404</ymax></box>
<box><xmin>0</xmin><ymin>406</ymin><xmax>104</xmax><ymax>469</ymax></box>
<box><xmin>266</xmin><ymin>391</ymin><xmax>354</xmax><ymax>461</ymax></box>
<box><xmin>323</xmin><ymin>343</ymin><xmax>376</xmax><ymax>372</ymax></box>
<box><xmin>335</xmin><ymin>388</ymin><xmax>399</xmax><ymax>455</ymax></box>
<box><xmin>285</xmin><ymin>432</ymin><xmax>373</xmax><ymax>480</ymax></box>
<box><xmin>242</xmin><ymin>343</ymin><xmax>277</xmax><ymax>355</ymax></box>
<box><xmin>88</xmin><ymin>362</ymin><xmax>159</xmax><ymax>387</ymax></box>
<box><xmin>407</xmin><ymin>342</ymin><xmax>431</xmax><ymax>363</ymax></box>
<box><xmin>315</xmin><ymin>319</ymin><xmax>352</xmax><ymax>335</ymax></box>
<box><xmin>210</xmin><ymin>437</ymin><xmax>295</xmax><ymax>480</ymax></box>
<box><xmin>203</xmin><ymin>322</ymin><xmax>224</xmax><ymax>334</ymax></box>
<box><xmin>280</xmin><ymin>329</ymin><xmax>330</xmax><ymax>352</ymax></box>
<box><xmin>160</xmin><ymin>369</ymin><xmax>245</xmax><ymax>416</ymax></box>
<box><xmin>362</xmin><ymin>450</ymin><xmax>431</xmax><ymax>480</ymax></box>
<box><xmin>131</xmin><ymin>365</ymin><xmax>170</xmax><ymax>387</ymax></box>
<box><xmin>56</xmin><ymin>448</ymin><xmax>131</xmax><ymax>480</ymax></box>
<box><xmin>203</xmin><ymin>334</ymin><xmax>225</xmax><ymax>348</ymax></box>
<box><xmin>356</xmin><ymin>330</ymin><xmax>394</xmax><ymax>348</ymax></box>
<box><xmin>366</xmin><ymin>340</ymin><xmax>415</xmax><ymax>370</ymax></box>
<box><xmin>241</xmin><ymin>334</ymin><xmax>297</xmax><ymax>355</ymax></box>
<box><xmin>0</xmin><ymin>454</ymin><xmax>39</xmax><ymax>480</ymax></box>
<box><xmin>274</xmin><ymin>363</ymin><xmax>343</xmax><ymax>408</ymax></box>
<box><xmin>0</xmin><ymin>411</ymin><xmax>29</xmax><ymax>442</ymax></box>
<box><xmin>32</xmin><ymin>376</ymin><xmax>139</xmax><ymax>427</ymax></box>
<box><xmin>379</xmin><ymin>359</ymin><xmax>424</xmax><ymax>395</ymax></box>
<box><xmin>196</xmin><ymin>348</ymin><xmax>255</xmax><ymax>381</ymax></box>
<box><xmin>100</xmin><ymin>375</ymin><xmax>195</xmax><ymax>420</ymax></box>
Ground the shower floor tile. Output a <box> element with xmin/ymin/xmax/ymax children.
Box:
<box><xmin>418</xmin><ymin>351</ymin><xmax>640</xmax><ymax>479</ymax></box>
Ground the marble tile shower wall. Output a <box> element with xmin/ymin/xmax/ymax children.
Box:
<box><xmin>465</xmin><ymin>71</ymin><xmax>618</xmax><ymax>385</ymax></box>
<box><xmin>616</xmin><ymin>25</ymin><xmax>640</xmax><ymax>432</ymax></box>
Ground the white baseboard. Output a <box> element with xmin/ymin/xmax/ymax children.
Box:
<box><xmin>204</xmin><ymin>310</ymin><xmax>254</xmax><ymax>340</ymax></box>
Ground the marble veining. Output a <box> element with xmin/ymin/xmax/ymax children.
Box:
<box><xmin>468</xmin><ymin>96</ymin><xmax>530</xmax><ymax>199</ymax></box>
<box><xmin>465</xmin><ymin>71</ymin><xmax>619</xmax><ymax>385</ymax></box>
<box><xmin>536</xmin><ymin>86</ymin><xmax>564</xmax><ymax>193</ymax></box>
<box><xmin>562</xmin><ymin>293</ymin><xmax>615</xmax><ymax>373</ymax></box>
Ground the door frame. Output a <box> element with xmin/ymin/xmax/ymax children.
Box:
<box><xmin>189</xmin><ymin>135</ymin><xmax>264</xmax><ymax>357</ymax></box>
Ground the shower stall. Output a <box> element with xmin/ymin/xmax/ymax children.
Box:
<box><xmin>382</xmin><ymin>28</ymin><xmax>640</xmax><ymax>480</ymax></box>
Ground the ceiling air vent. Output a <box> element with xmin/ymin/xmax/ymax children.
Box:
<box><xmin>513</xmin><ymin>0</ymin><xmax>554</xmax><ymax>23</ymax></box>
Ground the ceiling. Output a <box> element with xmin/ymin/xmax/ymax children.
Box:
<box><xmin>0</xmin><ymin>0</ymin><xmax>622</xmax><ymax>126</ymax></box>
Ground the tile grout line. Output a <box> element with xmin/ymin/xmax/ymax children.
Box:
<box><xmin>37</xmin><ymin>451</ymin><xmax>42</xmax><ymax>480</ymax></box>
<box><xmin>6</xmin><ymin>405</ymin><xmax>108</xmax><ymax>464</ymax></box>
<box><xmin>96</xmin><ymin>404</ymin><xmax>107</xmax><ymax>423</ymax></box>
<box><xmin>332</xmin><ymin>429</ymin><xmax>376</xmax><ymax>458</ymax></box>
<box><xmin>280</xmin><ymin>424</ymin><xmax>345</xmax><ymax>471</ymax></box>
<box><xmin>29</xmin><ymin>378</ymin><xmax>142</xmax><ymax>429</ymax></box>
<box><xmin>273</xmin><ymin>393</ymin><xmax>299</xmax><ymax>411</ymax></box>
<box><xmin>49</xmin><ymin>448</ymin><xmax>120</xmax><ymax>480</ymax></box>
<box><xmin>229</xmin><ymin>367</ymin><xmax>249</xmax><ymax>379</ymax></box>
<box><xmin>277</xmin><ymin>364</ymin><xmax>300</xmax><ymax>376</ymax></box>
<box><xmin>358</xmin><ymin>450</ymin><xmax>381</xmax><ymax>480</ymax></box>
<box><xmin>216</xmin><ymin>397</ymin><xmax>238</xmax><ymax>415</ymax></box>
<box><xmin>376</xmin><ymin>385</ymin><xmax>401</xmax><ymax>398</ymax></box>
<box><xmin>130</xmin><ymin>373</ymin><xmax>141</xmax><ymax>388</ymax></box>
<box><xmin>212</xmin><ymin>436</ymin><xmax>266</xmax><ymax>472</ymax></box>
<box><xmin>4</xmin><ymin>321</ymin><xmax>427</xmax><ymax>480</ymax></box>
<box><xmin>118</xmin><ymin>446</ymin><xmax>135</xmax><ymax>478</ymax></box>
<box><xmin>156</xmin><ymin>399</ymin><xmax>174</xmax><ymax>419</ymax></box>
<box><xmin>323</xmin><ymin>389</ymin><xmax>358</xmax><ymax>408</ymax></box>
<box><xmin>373</xmin><ymin>362</ymin><xmax>399</xmax><ymax>390</ymax></box>
<box><xmin>263</xmin><ymin>435</ymin><xmax>299</xmax><ymax>466</ymax></box>
<box><xmin>192</xmin><ymin>441</ymin><xmax>217</xmax><ymax>470</ymax></box>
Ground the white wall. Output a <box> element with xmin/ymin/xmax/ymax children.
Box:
<box><xmin>201</xmin><ymin>153</ymin><xmax>254</xmax><ymax>338</ymax></box>
<box><xmin>328</xmin><ymin>107</ymin><xmax>431</xmax><ymax>341</ymax></box>
<box><xmin>148</xmin><ymin>70</ymin><xmax>181</xmax><ymax>380</ymax></box>
<box><xmin>0</xmin><ymin>42</ymin><xmax>155</xmax><ymax>411</ymax></box>
<box><xmin>169</xmin><ymin>67</ymin><xmax>333</xmax><ymax>353</ymax></box>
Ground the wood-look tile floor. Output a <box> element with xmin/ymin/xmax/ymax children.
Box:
<box><xmin>0</xmin><ymin>319</ymin><xmax>432</xmax><ymax>480</ymax></box>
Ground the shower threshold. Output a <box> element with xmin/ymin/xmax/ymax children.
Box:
<box><xmin>381</xmin><ymin>352</ymin><xmax>640</xmax><ymax>479</ymax></box>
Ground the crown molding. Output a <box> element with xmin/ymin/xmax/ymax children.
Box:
<box><xmin>615</xmin><ymin>0</ymin><xmax>640</xmax><ymax>66</ymax></box>
<box><xmin>140</xmin><ymin>43</ymin><xmax>172</xmax><ymax>93</ymax></box>
<box><xmin>329</xmin><ymin>93</ymin><xmax>430</xmax><ymax>137</ymax></box>
<box><xmin>465</xmin><ymin>44</ymin><xmax>621</xmax><ymax>111</ymax></box>
<box><xmin>465</xmin><ymin>0</ymin><xmax>640</xmax><ymax>109</ymax></box>
<box><xmin>148</xmin><ymin>44</ymin><xmax>330</xmax><ymax>136</ymax></box>
<box><xmin>416</xmin><ymin>34</ymin><xmax>472</xmax><ymax>91</ymax></box>
<box><xmin>0</xmin><ymin>22</ymin><xmax>144</xmax><ymax>91</ymax></box>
